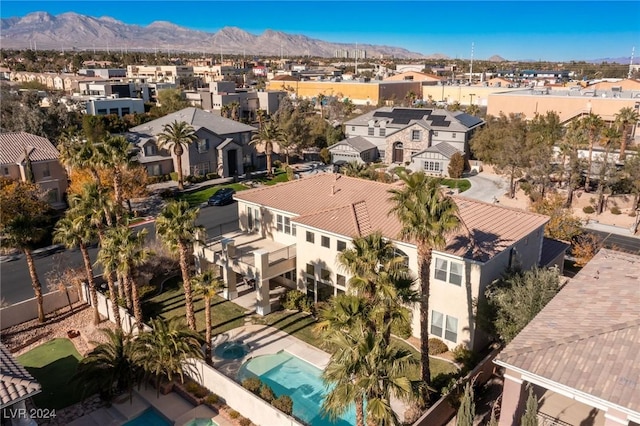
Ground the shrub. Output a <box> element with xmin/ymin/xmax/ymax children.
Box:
<box><xmin>452</xmin><ymin>344</ymin><xmax>480</xmax><ymax>372</ymax></box>
<box><xmin>285</xmin><ymin>166</ymin><xmax>295</xmax><ymax>181</ymax></box>
<box><xmin>281</xmin><ymin>289</ymin><xmax>306</xmax><ymax>311</ymax></box>
<box><xmin>273</xmin><ymin>160</ymin><xmax>283</xmax><ymax>169</ymax></box>
<box><xmin>169</xmin><ymin>172</ymin><xmax>179</xmax><ymax>181</ymax></box>
<box><xmin>272</xmin><ymin>395</ymin><xmax>293</xmax><ymax>415</ymax></box>
<box><xmin>259</xmin><ymin>384</ymin><xmax>275</xmax><ymax>403</ymax></box>
<box><xmin>610</xmin><ymin>206</ymin><xmax>621</xmax><ymax>215</ymax></box>
<box><xmin>241</xmin><ymin>377</ymin><xmax>262</xmax><ymax>394</ymax></box>
<box><xmin>205</xmin><ymin>393</ymin><xmax>219</xmax><ymax>405</ymax></box>
<box><xmin>582</xmin><ymin>206</ymin><xmax>595</xmax><ymax>214</ymax></box>
<box><xmin>428</xmin><ymin>338</ymin><xmax>449</xmax><ymax>355</ymax></box>
<box><xmin>228</xmin><ymin>410</ymin><xmax>240</xmax><ymax>419</ymax></box>
<box><xmin>185</xmin><ymin>381</ymin><xmax>209</xmax><ymax>398</ymax></box>
<box><xmin>298</xmin><ymin>296</ymin><xmax>314</xmax><ymax>314</ymax></box>
<box><xmin>206</xmin><ymin>173</ymin><xmax>220</xmax><ymax>180</ymax></box>
<box><xmin>391</xmin><ymin>319</ymin><xmax>412</xmax><ymax>339</ymax></box>
<box><xmin>239</xmin><ymin>418</ymin><xmax>251</xmax><ymax>426</ymax></box>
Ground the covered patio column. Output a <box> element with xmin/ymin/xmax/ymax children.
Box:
<box><xmin>253</xmin><ymin>249</ymin><xmax>271</xmax><ymax>316</ymax></box>
<box><xmin>499</xmin><ymin>369</ymin><xmax>528</xmax><ymax>426</ymax></box>
<box><xmin>221</xmin><ymin>238</ymin><xmax>237</xmax><ymax>299</ymax></box>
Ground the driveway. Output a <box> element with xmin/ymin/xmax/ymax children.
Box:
<box><xmin>462</xmin><ymin>172</ymin><xmax>508</xmax><ymax>203</ymax></box>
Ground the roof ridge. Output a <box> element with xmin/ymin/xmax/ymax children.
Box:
<box><xmin>294</xmin><ymin>202</ymin><xmax>354</xmax><ymax>220</ymax></box>
<box><xmin>453</xmin><ymin>195</ymin><xmax>550</xmax><ymax>220</ymax></box>
<box><xmin>501</xmin><ymin>318</ymin><xmax>640</xmax><ymax>360</ymax></box>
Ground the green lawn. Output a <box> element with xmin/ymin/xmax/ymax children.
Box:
<box><xmin>142</xmin><ymin>276</ymin><xmax>247</xmax><ymax>335</ymax></box>
<box><xmin>17</xmin><ymin>338</ymin><xmax>83</xmax><ymax>409</ymax></box>
<box><xmin>177</xmin><ymin>183</ymin><xmax>249</xmax><ymax>207</ymax></box>
<box><xmin>441</xmin><ymin>178</ymin><xmax>471</xmax><ymax>193</ymax></box>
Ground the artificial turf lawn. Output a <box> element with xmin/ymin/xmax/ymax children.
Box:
<box><xmin>177</xmin><ymin>183</ymin><xmax>249</xmax><ymax>207</ymax></box>
<box><xmin>17</xmin><ymin>338</ymin><xmax>83</xmax><ymax>409</ymax></box>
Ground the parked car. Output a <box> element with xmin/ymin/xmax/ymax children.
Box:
<box><xmin>208</xmin><ymin>188</ymin><xmax>236</xmax><ymax>206</ymax></box>
<box><xmin>31</xmin><ymin>244</ymin><xmax>65</xmax><ymax>258</ymax></box>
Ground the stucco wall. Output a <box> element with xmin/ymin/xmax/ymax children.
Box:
<box><xmin>0</xmin><ymin>288</ymin><xmax>80</xmax><ymax>329</ymax></box>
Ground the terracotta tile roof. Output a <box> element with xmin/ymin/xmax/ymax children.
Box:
<box><xmin>235</xmin><ymin>174</ymin><xmax>549</xmax><ymax>261</ymax></box>
<box><xmin>496</xmin><ymin>249</ymin><xmax>640</xmax><ymax>413</ymax></box>
<box><xmin>0</xmin><ymin>132</ymin><xmax>61</xmax><ymax>165</ymax></box>
<box><xmin>0</xmin><ymin>343</ymin><xmax>41</xmax><ymax>408</ymax></box>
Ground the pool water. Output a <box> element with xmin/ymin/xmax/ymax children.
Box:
<box><xmin>215</xmin><ymin>341</ymin><xmax>250</xmax><ymax>360</ymax></box>
<box><xmin>237</xmin><ymin>351</ymin><xmax>356</xmax><ymax>426</ymax></box>
<box><xmin>183</xmin><ymin>419</ymin><xmax>219</xmax><ymax>426</ymax></box>
<box><xmin>124</xmin><ymin>407</ymin><xmax>171</xmax><ymax>426</ymax></box>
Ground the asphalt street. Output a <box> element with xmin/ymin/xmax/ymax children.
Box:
<box><xmin>585</xmin><ymin>229</ymin><xmax>640</xmax><ymax>255</ymax></box>
<box><xmin>0</xmin><ymin>203</ymin><xmax>238</xmax><ymax>306</ymax></box>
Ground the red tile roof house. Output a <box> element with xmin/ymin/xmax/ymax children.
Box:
<box><xmin>494</xmin><ymin>249</ymin><xmax>640</xmax><ymax>426</ymax></box>
<box><xmin>196</xmin><ymin>173</ymin><xmax>565</xmax><ymax>352</ymax></box>
<box><xmin>0</xmin><ymin>132</ymin><xmax>68</xmax><ymax>209</ymax></box>
<box><xmin>0</xmin><ymin>343</ymin><xmax>41</xmax><ymax>420</ymax></box>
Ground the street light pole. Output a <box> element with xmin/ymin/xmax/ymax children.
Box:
<box><xmin>469</xmin><ymin>93</ymin><xmax>475</xmax><ymax>106</ymax></box>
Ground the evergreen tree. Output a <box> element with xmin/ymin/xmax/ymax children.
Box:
<box><xmin>456</xmin><ymin>382</ymin><xmax>475</xmax><ymax>426</ymax></box>
<box><xmin>521</xmin><ymin>386</ymin><xmax>539</xmax><ymax>426</ymax></box>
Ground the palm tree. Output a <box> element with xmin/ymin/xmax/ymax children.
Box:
<box><xmin>595</xmin><ymin>127</ymin><xmax>621</xmax><ymax>214</ymax></box>
<box><xmin>134</xmin><ymin>317</ymin><xmax>204</xmax><ymax>397</ymax></box>
<box><xmin>229</xmin><ymin>101</ymin><xmax>241</xmax><ymax>121</ymax></box>
<box><xmin>192</xmin><ymin>269</ymin><xmax>224</xmax><ymax>364</ymax></box>
<box><xmin>98</xmin><ymin>227</ymin><xmax>133</xmax><ymax>314</ymax></box>
<box><xmin>614</xmin><ymin>107</ymin><xmax>640</xmax><ymax>160</ymax></box>
<box><xmin>58</xmin><ymin>135</ymin><xmax>102</xmax><ymax>184</ymax></box>
<box><xmin>157</xmin><ymin>120</ymin><xmax>198</xmax><ymax>190</ymax></box>
<box><xmin>70</xmin><ymin>329</ymin><xmax>141</xmax><ymax>401</ymax></box>
<box><xmin>580</xmin><ymin>113</ymin><xmax>604</xmax><ymax>192</ymax></box>
<box><xmin>341</xmin><ymin>161</ymin><xmax>368</xmax><ymax>178</ymax></box>
<box><xmin>97</xmin><ymin>135</ymin><xmax>136</xmax><ymax>223</ymax></box>
<box><xmin>465</xmin><ymin>104</ymin><xmax>481</xmax><ymax>117</ymax></box>
<box><xmin>562</xmin><ymin>120</ymin><xmax>589</xmax><ymax>207</ymax></box>
<box><xmin>388</xmin><ymin>171</ymin><xmax>461</xmax><ymax>405</ymax></box>
<box><xmin>250</xmin><ymin>120</ymin><xmax>285</xmax><ymax>177</ymax></box>
<box><xmin>0</xmin><ymin>179</ymin><xmax>50</xmax><ymax>322</ymax></box>
<box><xmin>317</xmin><ymin>93</ymin><xmax>326</xmax><ymax>118</ymax></box>
<box><xmin>156</xmin><ymin>200</ymin><xmax>203</xmax><ymax>330</ymax></box>
<box><xmin>53</xmin><ymin>211</ymin><xmax>100</xmax><ymax>325</ymax></box>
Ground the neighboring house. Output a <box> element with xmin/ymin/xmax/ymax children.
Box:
<box><xmin>494</xmin><ymin>249</ymin><xmax>640</xmax><ymax>426</ymax></box>
<box><xmin>343</xmin><ymin>107</ymin><xmax>484</xmax><ymax>175</ymax></box>
<box><xmin>0</xmin><ymin>132</ymin><xmax>68</xmax><ymax>209</ymax></box>
<box><xmin>85</xmin><ymin>97</ymin><xmax>145</xmax><ymax>117</ymax></box>
<box><xmin>0</xmin><ymin>342</ymin><xmax>41</xmax><ymax>424</ymax></box>
<box><xmin>328</xmin><ymin>136</ymin><xmax>378</xmax><ymax>164</ymax></box>
<box><xmin>128</xmin><ymin>107</ymin><xmax>256</xmax><ymax>178</ymax></box>
<box><xmin>197</xmin><ymin>173</ymin><xmax>555</xmax><ymax>351</ymax></box>
<box><xmin>407</xmin><ymin>141</ymin><xmax>461</xmax><ymax>177</ymax></box>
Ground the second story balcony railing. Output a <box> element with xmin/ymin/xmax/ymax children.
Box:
<box><xmin>268</xmin><ymin>244</ymin><xmax>296</xmax><ymax>265</ymax></box>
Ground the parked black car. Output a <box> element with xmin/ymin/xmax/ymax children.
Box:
<box><xmin>208</xmin><ymin>187</ymin><xmax>236</xmax><ymax>206</ymax></box>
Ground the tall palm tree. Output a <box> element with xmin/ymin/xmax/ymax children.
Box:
<box><xmin>341</xmin><ymin>161</ymin><xmax>368</xmax><ymax>178</ymax></box>
<box><xmin>58</xmin><ymin>135</ymin><xmax>102</xmax><ymax>184</ymax></box>
<box><xmin>229</xmin><ymin>101</ymin><xmax>241</xmax><ymax>121</ymax></box>
<box><xmin>98</xmin><ymin>227</ymin><xmax>133</xmax><ymax>313</ymax></box>
<box><xmin>192</xmin><ymin>269</ymin><xmax>224</xmax><ymax>364</ymax></box>
<box><xmin>250</xmin><ymin>120</ymin><xmax>285</xmax><ymax>177</ymax></box>
<box><xmin>562</xmin><ymin>120</ymin><xmax>589</xmax><ymax>207</ymax></box>
<box><xmin>580</xmin><ymin>113</ymin><xmax>604</xmax><ymax>192</ymax></box>
<box><xmin>134</xmin><ymin>317</ymin><xmax>204</xmax><ymax>397</ymax></box>
<box><xmin>388</xmin><ymin>171</ymin><xmax>461</xmax><ymax>404</ymax></box>
<box><xmin>614</xmin><ymin>106</ymin><xmax>640</xmax><ymax>160</ymax></box>
<box><xmin>70</xmin><ymin>329</ymin><xmax>141</xmax><ymax>401</ymax></box>
<box><xmin>0</xmin><ymin>179</ymin><xmax>50</xmax><ymax>322</ymax></box>
<box><xmin>97</xmin><ymin>135</ymin><xmax>136</xmax><ymax>223</ymax></box>
<box><xmin>595</xmin><ymin>127</ymin><xmax>621</xmax><ymax>214</ymax></box>
<box><xmin>465</xmin><ymin>104</ymin><xmax>481</xmax><ymax>117</ymax></box>
<box><xmin>156</xmin><ymin>200</ymin><xmax>203</xmax><ymax>330</ymax></box>
<box><xmin>53</xmin><ymin>211</ymin><xmax>100</xmax><ymax>324</ymax></box>
<box><xmin>157</xmin><ymin>120</ymin><xmax>198</xmax><ymax>190</ymax></box>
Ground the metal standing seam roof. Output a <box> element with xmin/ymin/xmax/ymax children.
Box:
<box><xmin>0</xmin><ymin>344</ymin><xmax>41</xmax><ymax>409</ymax></box>
<box><xmin>0</xmin><ymin>132</ymin><xmax>61</xmax><ymax>164</ymax></box>
<box><xmin>496</xmin><ymin>249</ymin><xmax>640</xmax><ymax>414</ymax></box>
<box><xmin>234</xmin><ymin>174</ymin><xmax>549</xmax><ymax>262</ymax></box>
<box><xmin>129</xmin><ymin>107</ymin><xmax>256</xmax><ymax>137</ymax></box>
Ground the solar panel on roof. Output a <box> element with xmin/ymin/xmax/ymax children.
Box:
<box><xmin>372</xmin><ymin>108</ymin><xmax>433</xmax><ymax>125</ymax></box>
<box><xmin>455</xmin><ymin>113</ymin><xmax>483</xmax><ymax>129</ymax></box>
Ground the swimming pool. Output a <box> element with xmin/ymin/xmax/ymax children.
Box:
<box><xmin>237</xmin><ymin>351</ymin><xmax>355</xmax><ymax>426</ymax></box>
<box><xmin>183</xmin><ymin>418</ymin><xmax>219</xmax><ymax>426</ymax></box>
<box><xmin>123</xmin><ymin>407</ymin><xmax>171</xmax><ymax>426</ymax></box>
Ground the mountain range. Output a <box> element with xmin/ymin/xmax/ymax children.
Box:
<box><xmin>0</xmin><ymin>12</ymin><xmax>434</xmax><ymax>59</ymax></box>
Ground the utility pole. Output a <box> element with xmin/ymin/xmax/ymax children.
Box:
<box><xmin>469</xmin><ymin>42</ymin><xmax>474</xmax><ymax>84</ymax></box>
<box><xmin>355</xmin><ymin>42</ymin><xmax>358</xmax><ymax>75</ymax></box>
<box><xmin>629</xmin><ymin>46</ymin><xmax>635</xmax><ymax>79</ymax></box>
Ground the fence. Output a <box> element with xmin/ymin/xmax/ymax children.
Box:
<box><xmin>0</xmin><ymin>288</ymin><xmax>80</xmax><ymax>329</ymax></box>
<box><xmin>268</xmin><ymin>244</ymin><xmax>297</xmax><ymax>265</ymax></box>
<box><xmin>413</xmin><ymin>346</ymin><xmax>501</xmax><ymax>426</ymax></box>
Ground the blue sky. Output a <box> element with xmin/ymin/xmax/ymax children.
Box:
<box><xmin>2</xmin><ymin>1</ymin><xmax>639</xmax><ymax>61</ymax></box>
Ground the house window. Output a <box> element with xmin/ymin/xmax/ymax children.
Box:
<box><xmin>452</xmin><ymin>133</ymin><xmax>457</xmax><ymax>138</ymax></box>
<box><xmin>379</xmin><ymin>128</ymin><xmax>386</xmax><ymax>136</ymax></box>
<box><xmin>292</xmin><ymin>223</ymin><xmax>297</xmax><ymax>236</ymax></box>
<box><xmin>3</xmin><ymin>167</ymin><xmax>9</xmax><ymax>175</ymax></box>
<box><xmin>147</xmin><ymin>164</ymin><xmax>162</xmax><ymax>176</ymax></box>
<box><xmin>412</xmin><ymin>130</ymin><xmax>421</xmax><ymax>141</ymax></box>
<box><xmin>321</xmin><ymin>268</ymin><xmax>331</xmax><ymax>281</ymax></box>
<box><xmin>197</xmin><ymin>138</ymin><xmax>209</xmax><ymax>153</ymax></box>
<box><xmin>121</xmin><ymin>107</ymin><xmax>130</xmax><ymax>115</ymax></box>
<box><xmin>46</xmin><ymin>188</ymin><xmax>60</xmax><ymax>203</ymax></box>
<box><xmin>351</xmin><ymin>126</ymin><xmax>355</xmax><ymax>131</ymax></box>
<box><xmin>368</xmin><ymin>127</ymin><xmax>374</xmax><ymax>136</ymax></box>
<box><xmin>306</xmin><ymin>263</ymin><xmax>315</xmax><ymax>275</ymax></box>
<box><xmin>109</xmin><ymin>108</ymin><xmax>119</xmax><ymax>115</ymax></box>
<box><xmin>97</xmin><ymin>109</ymin><xmax>107</xmax><ymax>115</ymax></box>
<box><xmin>336</xmin><ymin>274</ymin><xmax>346</xmax><ymax>287</ymax></box>
<box><xmin>306</xmin><ymin>277</ymin><xmax>315</xmax><ymax>301</ymax></box>
<box><xmin>423</xmin><ymin>161</ymin><xmax>441</xmax><ymax>172</ymax></box>
<box><xmin>337</xmin><ymin>240</ymin><xmax>347</xmax><ymax>252</ymax></box>
<box><xmin>445</xmin><ymin>316</ymin><xmax>458</xmax><ymax>343</ymax></box>
<box><xmin>449</xmin><ymin>262</ymin><xmax>463</xmax><ymax>286</ymax></box>
<box><xmin>431</xmin><ymin>310</ymin><xmax>444</xmax><ymax>337</ymax></box>
<box><xmin>284</xmin><ymin>217</ymin><xmax>292</xmax><ymax>234</ymax></box>
<box><xmin>277</xmin><ymin>214</ymin><xmax>284</xmax><ymax>232</ymax></box>
<box><xmin>435</xmin><ymin>258</ymin><xmax>448</xmax><ymax>281</ymax></box>
<box><xmin>306</xmin><ymin>231</ymin><xmax>315</xmax><ymax>243</ymax></box>
<box><xmin>433</xmin><ymin>131</ymin><xmax>439</xmax><ymax>137</ymax></box>
<box><xmin>321</xmin><ymin>236</ymin><xmax>330</xmax><ymax>248</ymax></box>
<box><xmin>247</xmin><ymin>206</ymin><xmax>260</xmax><ymax>232</ymax></box>
<box><xmin>144</xmin><ymin>144</ymin><xmax>157</xmax><ymax>156</ymax></box>
<box><xmin>42</xmin><ymin>163</ymin><xmax>51</xmax><ymax>178</ymax></box>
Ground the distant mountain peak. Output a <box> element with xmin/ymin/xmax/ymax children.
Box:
<box><xmin>488</xmin><ymin>55</ymin><xmax>506</xmax><ymax>62</ymax></box>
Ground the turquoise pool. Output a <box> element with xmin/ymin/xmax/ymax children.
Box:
<box><xmin>237</xmin><ymin>351</ymin><xmax>355</xmax><ymax>426</ymax></box>
<box><xmin>183</xmin><ymin>419</ymin><xmax>219</xmax><ymax>426</ymax></box>
<box><xmin>124</xmin><ymin>407</ymin><xmax>171</xmax><ymax>426</ymax></box>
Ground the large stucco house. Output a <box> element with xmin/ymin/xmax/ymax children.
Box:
<box><xmin>495</xmin><ymin>249</ymin><xmax>640</xmax><ymax>426</ymax></box>
<box><xmin>128</xmin><ymin>107</ymin><xmax>256</xmax><ymax>179</ymax></box>
<box><xmin>0</xmin><ymin>132</ymin><xmax>68</xmax><ymax>209</ymax></box>
<box><xmin>333</xmin><ymin>107</ymin><xmax>484</xmax><ymax>177</ymax></box>
<box><xmin>196</xmin><ymin>173</ymin><xmax>561</xmax><ymax>351</ymax></box>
